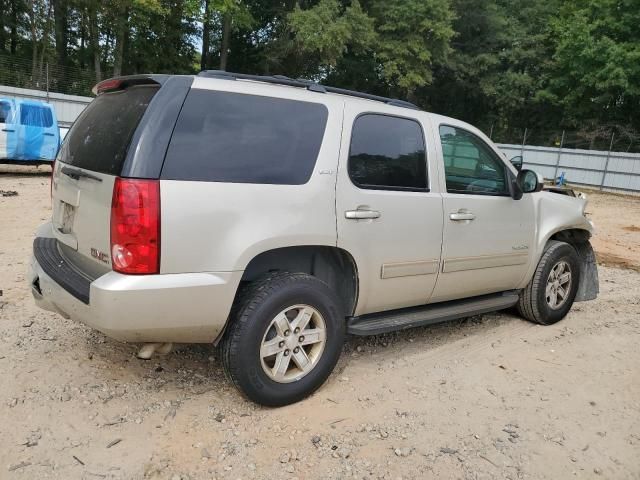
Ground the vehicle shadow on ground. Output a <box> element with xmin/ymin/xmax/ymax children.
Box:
<box><xmin>0</xmin><ymin>165</ymin><xmax>53</xmax><ymax>177</ymax></box>
<box><xmin>80</xmin><ymin>310</ymin><xmax>528</xmax><ymax>404</ymax></box>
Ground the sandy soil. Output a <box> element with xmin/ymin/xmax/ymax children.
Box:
<box><xmin>1</xmin><ymin>166</ymin><xmax>639</xmax><ymax>480</ymax></box>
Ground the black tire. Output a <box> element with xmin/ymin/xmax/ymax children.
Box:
<box><xmin>517</xmin><ymin>240</ymin><xmax>581</xmax><ymax>325</ymax></box>
<box><xmin>220</xmin><ymin>272</ymin><xmax>345</xmax><ymax>406</ymax></box>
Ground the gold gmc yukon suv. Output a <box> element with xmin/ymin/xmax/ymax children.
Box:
<box><xmin>30</xmin><ymin>71</ymin><xmax>599</xmax><ymax>406</ymax></box>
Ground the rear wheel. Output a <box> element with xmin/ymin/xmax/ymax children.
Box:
<box><xmin>220</xmin><ymin>272</ymin><xmax>344</xmax><ymax>406</ymax></box>
<box><xmin>517</xmin><ymin>240</ymin><xmax>580</xmax><ymax>325</ymax></box>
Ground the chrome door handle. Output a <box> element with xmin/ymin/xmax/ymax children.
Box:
<box><xmin>345</xmin><ymin>209</ymin><xmax>381</xmax><ymax>220</ymax></box>
<box><xmin>449</xmin><ymin>212</ymin><xmax>475</xmax><ymax>221</ymax></box>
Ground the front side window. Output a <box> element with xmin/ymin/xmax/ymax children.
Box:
<box><xmin>0</xmin><ymin>101</ymin><xmax>12</xmax><ymax>124</ymax></box>
<box><xmin>439</xmin><ymin>125</ymin><xmax>508</xmax><ymax>195</ymax></box>
<box><xmin>348</xmin><ymin>114</ymin><xmax>427</xmax><ymax>191</ymax></box>
<box><xmin>20</xmin><ymin>105</ymin><xmax>53</xmax><ymax>127</ymax></box>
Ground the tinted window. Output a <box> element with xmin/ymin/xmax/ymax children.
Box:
<box><xmin>162</xmin><ymin>90</ymin><xmax>328</xmax><ymax>184</ymax></box>
<box><xmin>439</xmin><ymin>125</ymin><xmax>508</xmax><ymax>195</ymax></box>
<box><xmin>20</xmin><ymin>104</ymin><xmax>53</xmax><ymax>127</ymax></box>
<box><xmin>348</xmin><ymin>114</ymin><xmax>427</xmax><ymax>190</ymax></box>
<box><xmin>0</xmin><ymin>101</ymin><xmax>12</xmax><ymax>123</ymax></box>
<box><xmin>59</xmin><ymin>86</ymin><xmax>159</xmax><ymax>175</ymax></box>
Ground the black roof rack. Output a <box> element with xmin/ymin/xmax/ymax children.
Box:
<box><xmin>197</xmin><ymin>70</ymin><xmax>419</xmax><ymax>110</ymax></box>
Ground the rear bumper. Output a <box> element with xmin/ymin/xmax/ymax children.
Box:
<box><xmin>30</xmin><ymin>234</ymin><xmax>242</xmax><ymax>343</ymax></box>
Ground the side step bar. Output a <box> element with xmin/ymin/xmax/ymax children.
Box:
<box><xmin>347</xmin><ymin>291</ymin><xmax>520</xmax><ymax>336</ymax></box>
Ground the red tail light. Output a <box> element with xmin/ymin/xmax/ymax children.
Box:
<box><xmin>110</xmin><ymin>178</ymin><xmax>160</xmax><ymax>274</ymax></box>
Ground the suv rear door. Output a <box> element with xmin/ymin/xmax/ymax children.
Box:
<box><xmin>336</xmin><ymin>105</ymin><xmax>444</xmax><ymax>316</ymax></box>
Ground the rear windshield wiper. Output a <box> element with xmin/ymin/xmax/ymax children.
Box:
<box><xmin>61</xmin><ymin>166</ymin><xmax>103</xmax><ymax>182</ymax></box>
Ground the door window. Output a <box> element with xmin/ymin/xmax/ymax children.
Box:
<box><xmin>439</xmin><ymin>125</ymin><xmax>508</xmax><ymax>195</ymax></box>
<box><xmin>348</xmin><ymin>114</ymin><xmax>427</xmax><ymax>191</ymax></box>
<box><xmin>0</xmin><ymin>101</ymin><xmax>13</xmax><ymax>124</ymax></box>
<box><xmin>162</xmin><ymin>90</ymin><xmax>328</xmax><ymax>185</ymax></box>
<box><xmin>20</xmin><ymin>105</ymin><xmax>53</xmax><ymax>127</ymax></box>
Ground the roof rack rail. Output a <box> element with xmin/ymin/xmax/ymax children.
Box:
<box><xmin>198</xmin><ymin>70</ymin><xmax>420</xmax><ymax>110</ymax></box>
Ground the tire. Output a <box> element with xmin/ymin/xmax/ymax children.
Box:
<box><xmin>517</xmin><ymin>240</ymin><xmax>581</xmax><ymax>325</ymax></box>
<box><xmin>220</xmin><ymin>272</ymin><xmax>345</xmax><ymax>406</ymax></box>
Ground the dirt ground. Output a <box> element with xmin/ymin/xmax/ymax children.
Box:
<box><xmin>1</xmin><ymin>166</ymin><xmax>639</xmax><ymax>480</ymax></box>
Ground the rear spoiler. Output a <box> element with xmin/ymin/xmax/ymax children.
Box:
<box><xmin>92</xmin><ymin>75</ymin><xmax>170</xmax><ymax>96</ymax></box>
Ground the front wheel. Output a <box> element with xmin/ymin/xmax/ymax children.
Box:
<box><xmin>517</xmin><ymin>240</ymin><xmax>580</xmax><ymax>325</ymax></box>
<box><xmin>220</xmin><ymin>272</ymin><xmax>345</xmax><ymax>406</ymax></box>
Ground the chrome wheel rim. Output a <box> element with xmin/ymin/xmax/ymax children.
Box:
<box><xmin>260</xmin><ymin>305</ymin><xmax>327</xmax><ymax>383</ymax></box>
<box><xmin>546</xmin><ymin>261</ymin><xmax>572</xmax><ymax>310</ymax></box>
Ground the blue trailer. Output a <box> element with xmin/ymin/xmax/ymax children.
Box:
<box><xmin>0</xmin><ymin>98</ymin><xmax>60</xmax><ymax>165</ymax></box>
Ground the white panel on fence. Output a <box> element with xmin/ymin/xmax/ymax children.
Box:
<box><xmin>498</xmin><ymin>142</ymin><xmax>640</xmax><ymax>192</ymax></box>
<box><xmin>528</xmin><ymin>148</ymin><xmax>557</xmax><ymax>166</ymax></box>
<box><xmin>608</xmin><ymin>156</ymin><xmax>639</xmax><ymax>174</ymax></box>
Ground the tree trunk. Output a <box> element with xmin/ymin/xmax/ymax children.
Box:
<box><xmin>10</xmin><ymin>0</ymin><xmax>19</xmax><ymax>53</ymax></box>
<box><xmin>220</xmin><ymin>13</ymin><xmax>231</xmax><ymax>71</ymax></box>
<box><xmin>89</xmin><ymin>2</ymin><xmax>102</xmax><ymax>82</ymax></box>
<box><xmin>200</xmin><ymin>0</ymin><xmax>211</xmax><ymax>71</ymax></box>
<box><xmin>53</xmin><ymin>0</ymin><xmax>68</xmax><ymax>67</ymax></box>
<box><xmin>0</xmin><ymin>0</ymin><xmax>6</xmax><ymax>52</ymax></box>
<box><xmin>79</xmin><ymin>11</ymin><xmax>86</xmax><ymax>69</ymax></box>
<box><xmin>53</xmin><ymin>0</ymin><xmax>68</xmax><ymax>91</ymax></box>
<box><xmin>27</xmin><ymin>0</ymin><xmax>39</xmax><ymax>85</ymax></box>
<box><xmin>39</xmin><ymin>2</ymin><xmax>54</xmax><ymax>83</ymax></box>
<box><xmin>113</xmin><ymin>7</ymin><xmax>128</xmax><ymax>77</ymax></box>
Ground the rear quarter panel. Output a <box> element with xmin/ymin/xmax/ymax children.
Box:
<box><xmin>160</xmin><ymin>80</ymin><xmax>344</xmax><ymax>274</ymax></box>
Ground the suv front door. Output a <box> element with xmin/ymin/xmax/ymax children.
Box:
<box><xmin>430</xmin><ymin>123</ymin><xmax>535</xmax><ymax>303</ymax></box>
<box><xmin>336</xmin><ymin>106</ymin><xmax>443</xmax><ymax>316</ymax></box>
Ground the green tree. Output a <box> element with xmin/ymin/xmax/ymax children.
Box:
<box><xmin>545</xmin><ymin>0</ymin><xmax>640</xmax><ymax>129</ymax></box>
<box><xmin>369</xmin><ymin>0</ymin><xmax>454</xmax><ymax>98</ymax></box>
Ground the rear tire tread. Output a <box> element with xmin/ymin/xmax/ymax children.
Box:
<box><xmin>220</xmin><ymin>271</ymin><xmax>342</xmax><ymax>405</ymax></box>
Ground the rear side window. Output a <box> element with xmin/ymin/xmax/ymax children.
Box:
<box><xmin>162</xmin><ymin>90</ymin><xmax>328</xmax><ymax>184</ymax></box>
<box><xmin>0</xmin><ymin>101</ymin><xmax>12</xmax><ymax>123</ymax></box>
<box><xmin>20</xmin><ymin>105</ymin><xmax>53</xmax><ymax>127</ymax></box>
<box><xmin>59</xmin><ymin>86</ymin><xmax>159</xmax><ymax>175</ymax></box>
<box><xmin>348</xmin><ymin>114</ymin><xmax>427</xmax><ymax>191</ymax></box>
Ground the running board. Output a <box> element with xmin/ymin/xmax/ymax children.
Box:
<box><xmin>347</xmin><ymin>291</ymin><xmax>520</xmax><ymax>336</ymax></box>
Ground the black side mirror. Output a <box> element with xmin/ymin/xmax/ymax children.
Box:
<box><xmin>517</xmin><ymin>169</ymin><xmax>544</xmax><ymax>194</ymax></box>
<box><xmin>510</xmin><ymin>155</ymin><xmax>523</xmax><ymax>171</ymax></box>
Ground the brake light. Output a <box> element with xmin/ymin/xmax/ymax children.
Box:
<box><xmin>110</xmin><ymin>178</ymin><xmax>160</xmax><ymax>274</ymax></box>
<box><xmin>94</xmin><ymin>78</ymin><xmax>123</xmax><ymax>95</ymax></box>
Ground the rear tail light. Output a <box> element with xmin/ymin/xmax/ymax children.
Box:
<box><xmin>110</xmin><ymin>178</ymin><xmax>160</xmax><ymax>274</ymax></box>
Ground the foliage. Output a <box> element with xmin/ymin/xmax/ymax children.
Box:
<box><xmin>0</xmin><ymin>0</ymin><xmax>638</xmax><ymax>134</ymax></box>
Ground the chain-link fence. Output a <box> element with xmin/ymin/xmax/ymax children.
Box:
<box><xmin>0</xmin><ymin>54</ymin><xmax>104</xmax><ymax>97</ymax></box>
<box><xmin>487</xmin><ymin>124</ymin><xmax>640</xmax><ymax>154</ymax></box>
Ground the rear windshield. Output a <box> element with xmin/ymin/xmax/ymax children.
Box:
<box><xmin>58</xmin><ymin>85</ymin><xmax>158</xmax><ymax>175</ymax></box>
<box><xmin>161</xmin><ymin>90</ymin><xmax>328</xmax><ymax>184</ymax></box>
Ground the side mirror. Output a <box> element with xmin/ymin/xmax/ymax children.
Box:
<box><xmin>517</xmin><ymin>169</ymin><xmax>544</xmax><ymax>194</ymax></box>
<box><xmin>510</xmin><ymin>155</ymin><xmax>523</xmax><ymax>171</ymax></box>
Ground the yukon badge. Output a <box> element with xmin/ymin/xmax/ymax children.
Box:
<box><xmin>512</xmin><ymin>244</ymin><xmax>529</xmax><ymax>251</ymax></box>
<box><xmin>90</xmin><ymin>248</ymin><xmax>110</xmax><ymax>264</ymax></box>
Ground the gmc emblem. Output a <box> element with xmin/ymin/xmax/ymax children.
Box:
<box><xmin>90</xmin><ymin>248</ymin><xmax>110</xmax><ymax>264</ymax></box>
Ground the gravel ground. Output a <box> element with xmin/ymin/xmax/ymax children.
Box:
<box><xmin>1</xmin><ymin>166</ymin><xmax>639</xmax><ymax>480</ymax></box>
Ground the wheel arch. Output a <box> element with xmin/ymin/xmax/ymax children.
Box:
<box><xmin>547</xmin><ymin>228</ymin><xmax>599</xmax><ymax>302</ymax></box>
<box><xmin>240</xmin><ymin>245</ymin><xmax>359</xmax><ymax>317</ymax></box>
